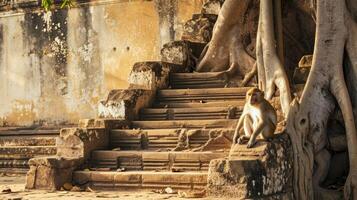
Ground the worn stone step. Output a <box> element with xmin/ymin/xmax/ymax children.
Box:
<box><xmin>110</xmin><ymin>129</ymin><xmax>234</xmax><ymax>150</ymax></box>
<box><xmin>153</xmin><ymin>100</ymin><xmax>245</xmax><ymax>108</ymax></box>
<box><xmin>140</xmin><ymin>107</ymin><xmax>243</xmax><ymax>120</ymax></box>
<box><xmin>131</xmin><ymin>119</ymin><xmax>238</xmax><ymax>129</ymax></box>
<box><xmin>0</xmin><ymin>146</ymin><xmax>57</xmax><ymax>172</ymax></box>
<box><xmin>0</xmin><ymin>158</ymin><xmax>29</xmax><ymax>169</ymax></box>
<box><xmin>170</xmin><ymin>72</ymin><xmax>227</xmax><ymax>89</ymax></box>
<box><xmin>0</xmin><ymin>136</ymin><xmax>56</xmax><ymax>146</ymax></box>
<box><xmin>158</xmin><ymin>87</ymin><xmax>249</xmax><ymax>97</ymax></box>
<box><xmin>0</xmin><ymin>167</ymin><xmax>29</xmax><ymax>174</ymax></box>
<box><xmin>90</xmin><ymin>151</ymin><xmax>225</xmax><ymax>172</ymax></box>
<box><xmin>157</xmin><ymin>87</ymin><xmax>249</xmax><ymax>103</ymax></box>
<box><xmin>0</xmin><ymin>146</ymin><xmax>57</xmax><ymax>157</ymax></box>
<box><xmin>73</xmin><ymin>171</ymin><xmax>208</xmax><ymax>189</ymax></box>
<box><xmin>0</xmin><ymin>129</ymin><xmax>60</xmax><ymax>136</ymax></box>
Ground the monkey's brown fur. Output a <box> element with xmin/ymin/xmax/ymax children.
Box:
<box><xmin>232</xmin><ymin>88</ymin><xmax>277</xmax><ymax>148</ymax></box>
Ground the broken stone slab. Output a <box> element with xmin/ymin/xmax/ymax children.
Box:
<box><xmin>25</xmin><ymin>156</ymin><xmax>83</xmax><ymax>190</ymax></box>
<box><xmin>182</xmin><ymin>14</ymin><xmax>216</xmax><ymax>43</ymax></box>
<box><xmin>161</xmin><ymin>41</ymin><xmax>197</xmax><ymax>72</ymax></box>
<box><xmin>207</xmin><ymin>134</ymin><xmax>293</xmax><ymax>199</ymax></box>
<box><xmin>128</xmin><ymin>62</ymin><xmax>169</xmax><ymax>90</ymax></box>
<box><xmin>56</xmin><ymin>128</ymin><xmax>108</xmax><ymax>160</ymax></box>
<box><xmin>98</xmin><ymin>89</ymin><xmax>154</xmax><ymax>120</ymax></box>
<box><xmin>202</xmin><ymin>0</ymin><xmax>225</xmax><ymax>15</ymax></box>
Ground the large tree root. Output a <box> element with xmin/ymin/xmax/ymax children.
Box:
<box><xmin>196</xmin><ymin>0</ymin><xmax>258</xmax><ymax>86</ymax></box>
<box><xmin>256</xmin><ymin>0</ymin><xmax>292</xmax><ymax>118</ymax></box>
<box><xmin>286</xmin><ymin>0</ymin><xmax>357</xmax><ymax>199</ymax></box>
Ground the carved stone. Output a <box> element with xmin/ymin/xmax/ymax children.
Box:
<box><xmin>182</xmin><ymin>14</ymin><xmax>217</xmax><ymax>43</ymax></box>
<box><xmin>207</xmin><ymin>134</ymin><xmax>293</xmax><ymax>199</ymax></box>
<box><xmin>25</xmin><ymin>156</ymin><xmax>83</xmax><ymax>190</ymax></box>
<box><xmin>98</xmin><ymin>89</ymin><xmax>154</xmax><ymax>120</ymax></box>
<box><xmin>128</xmin><ymin>62</ymin><xmax>169</xmax><ymax>90</ymax></box>
<box><xmin>201</xmin><ymin>0</ymin><xmax>225</xmax><ymax>15</ymax></box>
<box><xmin>56</xmin><ymin>128</ymin><xmax>108</xmax><ymax>160</ymax></box>
<box><xmin>161</xmin><ymin>41</ymin><xmax>196</xmax><ymax>72</ymax></box>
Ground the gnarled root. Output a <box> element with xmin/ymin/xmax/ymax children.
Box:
<box><xmin>256</xmin><ymin>0</ymin><xmax>292</xmax><ymax>118</ymax></box>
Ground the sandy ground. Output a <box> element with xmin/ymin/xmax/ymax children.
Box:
<box><xmin>0</xmin><ymin>175</ymin><xmax>230</xmax><ymax>200</ymax></box>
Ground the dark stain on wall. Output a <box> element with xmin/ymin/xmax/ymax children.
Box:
<box><xmin>22</xmin><ymin>9</ymin><xmax>69</xmax><ymax>96</ymax></box>
<box><xmin>155</xmin><ymin>0</ymin><xmax>178</xmax><ymax>46</ymax></box>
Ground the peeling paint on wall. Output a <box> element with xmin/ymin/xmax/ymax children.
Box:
<box><xmin>0</xmin><ymin>0</ymin><xmax>203</xmax><ymax>126</ymax></box>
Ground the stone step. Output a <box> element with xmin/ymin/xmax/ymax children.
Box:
<box><xmin>170</xmin><ymin>72</ymin><xmax>227</xmax><ymax>89</ymax></box>
<box><xmin>157</xmin><ymin>87</ymin><xmax>249</xmax><ymax>103</ymax></box>
<box><xmin>0</xmin><ymin>135</ymin><xmax>56</xmax><ymax>146</ymax></box>
<box><xmin>0</xmin><ymin>146</ymin><xmax>57</xmax><ymax>172</ymax></box>
<box><xmin>110</xmin><ymin>129</ymin><xmax>234</xmax><ymax>150</ymax></box>
<box><xmin>73</xmin><ymin>170</ymin><xmax>208</xmax><ymax>189</ymax></box>
<box><xmin>0</xmin><ymin>129</ymin><xmax>60</xmax><ymax>136</ymax></box>
<box><xmin>140</xmin><ymin>107</ymin><xmax>243</xmax><ymax>121</ymax></box>
<box><xmin>153</xmin><ymin>100</ymin><xmax>245</xmax><ymax>108</ymax></box>
<box><xmin>0</xmin><ymin>168</ymin><xmax>29</xmax><ymax>174</ymax></box>
<box><xmin>90</xmin><ymin>151</ymin><xmax>226</xmax><ymax>172</ymax></box>
<box><xmin>131</xmin><ymin>119</ymin><xmax>238</xmax><ymax>129</ymax></box>
<box><xmin>0</xmin><ymin>146</ymin><xmax>57</xmax><ymax>157</ymax></box>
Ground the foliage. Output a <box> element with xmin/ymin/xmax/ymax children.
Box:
<box><xmin>41</xmin><ymin>0</ymin><xmax>75</xmax><ymax>11</ymax></box>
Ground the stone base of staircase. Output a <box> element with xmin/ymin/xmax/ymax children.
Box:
<box><xmin>207</xmin><ymin>134</ymin><xmax>293</xmax><ymax>199</ymax></box>
<box><xmin>73</xmin><ymin>171</ymin><xmax>207</xmax><ymax>190</ymax></box>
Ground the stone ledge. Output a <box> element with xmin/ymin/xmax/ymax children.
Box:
<box><xmin>207</xmin><ymin>134</ymin><xmax>293</xmax><ymax>199</ymax></box>
<box><xmin>73</xmin><ymin>171</ymin><xmax>208</xmax><ymax>189</ymax></box>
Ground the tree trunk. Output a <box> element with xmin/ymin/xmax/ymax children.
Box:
<box><xmin>286</xmin><ymin>0</ymin><xmax>357</xmax><ymax>199</ymax></box>
<box><xmin>196</xmin><ymin>0</ymin><xmax>259</xmax><ymax>86</ymax></box>
<box><xmin>256</xmin><ymin>0</ymin><xmax>292</xmax><ymax>118</ymax></box>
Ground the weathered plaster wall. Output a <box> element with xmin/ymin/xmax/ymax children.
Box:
<box><xmin>0</xmin><ymin>0</ymin><xmax>203</xmax><ymax>126</ymax></box>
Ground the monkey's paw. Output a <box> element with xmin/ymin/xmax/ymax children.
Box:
<box><xmin>237</xmin><ymin>136</ymin><xmax>245</xmax><ymax>144</ymax></box>
<box><xmin>246</xmin><ymin>140</ymin><xmax>256</xmax><ymax>148</ymax></box>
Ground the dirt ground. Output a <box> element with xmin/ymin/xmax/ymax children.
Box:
<box><xmin>0</xmin><ymin>175</ymin><xmax>232</xmax><ymax>200</ymax></box>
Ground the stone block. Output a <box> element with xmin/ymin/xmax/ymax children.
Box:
<box><xmin>207</xmin><ymin>134</ymin><xmax>293</xmax><ymax>198</ymax></box>
<box><xmin>91</xmin><ymin>171</ymin><xmax>114</xmax><ymax>183</ymax></box>
<box><xmin>113</xmin><ymin>173</ymin><xmax>141</xmax><ymax>184</ymax></box>
<box><xmin>128</xmin><ymin>62</ymin><xmax>169</xmax><ymax>90</ymax></box>
<box><xmin>202</xmin><ymin>0</ymin><xmax>225</xmax><ymax>15</ymax></box>
<box><xmin>56</xmin><ymin>128</ymin><xmax>108</xmax><ymax>160</ymax></box>
<box><xmin>182</xmin><ymin>14</ymin><xmax>216</xmax><ymax>43</ymax></box>
<box><xmin>25</xmin><ymin>156</ymin><xmax>83</xmax><ymax>190</ymax></box>
<box><xmin>98</xmin><ymin>89</ymin><xmax>154</xmax><ymax>120</ymax></box>
<box><xmin>161</xmin><ymin>41</ymin><xmax>195</xmax><ymax>72</ymax></box>
<box><xmin>142</xmin><ymin>173</ymin><xmax>191</xmax><ymax>184</ymax></box>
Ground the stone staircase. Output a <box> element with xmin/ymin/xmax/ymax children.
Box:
<box><xmin>73</xmin><ymin>79</ymin><xmax>249</xmax><ymax>190</ymax></box>
<box><xmin>24</xmin><ymin>0</ymin><xmax>293</xmax><ymax>198</ymax></box>
<box><xmin>0</xmin><ymin>127</ymin><xmax>64</xmax><ymax>174</ymax></box>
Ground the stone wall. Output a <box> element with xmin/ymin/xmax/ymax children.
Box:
<box><xmin>0</xmin><ymin>0</ymin><xmax>204</xmax><ymax>126</ymax></box>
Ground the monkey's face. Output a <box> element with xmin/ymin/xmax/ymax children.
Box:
<box><xmin>246</xmin><ymin>88</ymin><xmax>264</xmax><ymax>105</ymax></box>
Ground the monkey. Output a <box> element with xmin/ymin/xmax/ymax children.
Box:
<box><xmin>232</xmin><ymin>88</ymin><xmax>277</xmax><ymax>148</ymax></box>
